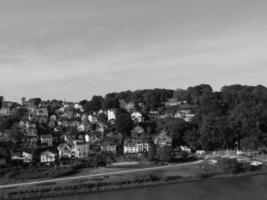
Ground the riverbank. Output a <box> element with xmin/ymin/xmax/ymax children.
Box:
<box><xmin>0</xmin><ymin>161</ymin><xmax>266</xmax><ymax>200</ymax></box>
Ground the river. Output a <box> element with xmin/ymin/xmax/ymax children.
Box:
<box><xmin>45</xmin><ymin>174</ymin><xmax>267</xmax><ymax>200</ymax></box>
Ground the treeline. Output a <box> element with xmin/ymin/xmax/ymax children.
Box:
<box><xmin>80</xmin><ymin>84</ymin><xmax>267</xmax><ymax>151</ymax></box>
<box><xmin>2</xmin><ymin>84</ymin><xmax>267</xmax><ymax>152</ymax></box>
<box><xmin>79</xmin><ymin>89</ymin><xmax>174</xmax><ymax>113</ymax></box>
<box><xmin>182</xmin><ymin>84</ymin><xmax>267</xmax><ymax>151</ymax></box>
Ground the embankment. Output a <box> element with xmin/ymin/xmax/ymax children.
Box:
<box><xmin>1</xmin><ymin>169</ymin><xmax>267</xmax><ymax>200</ymax></box>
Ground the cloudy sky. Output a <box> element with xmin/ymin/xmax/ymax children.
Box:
<box><xmin>0</xmin><ymin>0</ymin><xmax>267</xmax><ymax>102</ymax></box>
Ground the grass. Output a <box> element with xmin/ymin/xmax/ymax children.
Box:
<box><xmin>1</xmin><ymin>161</ymin><xmax>266</xmax><ymax>200</ymax></box>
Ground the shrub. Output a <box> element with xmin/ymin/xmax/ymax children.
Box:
<box><xmin>218</xmin><ymin>158</ymin><xmax>245</xmax><ymax>174</ymax></box>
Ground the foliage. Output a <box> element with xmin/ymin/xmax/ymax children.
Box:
<box><xmin>115</xmin><ymin>111</ymin><xmax>133</xmax><ymax>137</ymax></box>
<box><xmin>84</xmin><ymin>96</ymin><xmax>103</xmax><ymax>113</ymax></box>
<box><xmin>218</xmin><ymin>158</ymin><xmax>249</xmax><ymax>174</ymax></box>
<box><xmin>156</xmin><ymin>118</ymin><xmax>188</xmax><ymax>147</ymax></box>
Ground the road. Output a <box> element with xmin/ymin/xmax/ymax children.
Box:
<box><xmin>0</xmin><ymin>160</ymin><xmax>203</xmax><ymax>189</ymax></box>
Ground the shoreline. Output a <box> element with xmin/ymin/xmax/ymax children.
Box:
<box><xmin>1</xmin><ymin>169</ymin><xmax>267</xmax><ymax>200</ymax></box>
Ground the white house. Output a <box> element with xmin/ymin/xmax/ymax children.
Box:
<box><xmin>78</xmin><ymin>123</ymin><xmax>85</xmax><ymax>132</ymax></box>
<box><xmin>107</xmin><ymin>109</ymin><xmax>116</xmax><ymax>121</ymax></box>
<box><xmin>11</xmin><ymin>151</ymin><xmax>33</xmax><ymax>163</ymax></box>
<box><xmin>40</xmin><ymin>134</ymin><xmax>53</xmax><ymax>146</ymax></box>
<box><xmin>123</xmin><ymin>139</ymin><xmax>150</xmax><ymax>154</ymax></box>
<box><xmin>180</xmin><ymin>146</ymin><xmax>192</xmax><ymax>154</ymax></box>
<box><xmin>40</xmin><ymin>151</ymin><xmax>56</xmax><ymax>163</ymax></box>
<box><xmin>164</xmin><ymin>98</ymin><xmax>181</xmax><ymax>107</ymax></box>
<box><xmin>131</xmin><ymin>111</ymin><xmax>143</xmax><ymax>123</ymax></box>
<box><xmin>88</xmin><ymin>114</ymin><xmax>97</xmax><ymax>123</ymax></box>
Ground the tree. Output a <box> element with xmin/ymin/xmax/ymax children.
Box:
<box><xmin>97</xmin><ymin>113</ymin><xmax>108</xmax><ymax>123</ymax></box>
<box><xmin>28</xmin><ymin>98</ymin><xmax>42</xmax><ymax>107</ymax></box>
<box><xmin>84</xmin><ymin>96</ymin><xmax>103</xmax><ymax>113</ymax></box>
<box><xmin>156</xmin><ymin>118</ymin><xmax>188</xmax><ymax>147</ymax></box>
<box><xmin>102</xmin><ymin>93</ymin><xmax>120</xmax><ymax>110</ymax></box>
<box><xmin>158</xmin><ymin>146</ymin><xmax>171</xmax><ymax>162</ymax></box>
<box><xmin>79</xmin><ymin>99</ymin><xmax>88</xmax><ymax>107</ymax></box>
<box><xmin>187</xmin><ymin>84</ymin><xmax>213</xmax><ymax>105</ymax></box>
<box><xmin>173</xmin><ymin>89</ymin><xmax>189</xmax><ymax>102</ymax></box>
<box><xmin>183</xmin><ymin>128</ymin><xmax>201</xmax><ymax>150</ymax></box>
<box><xmin>0</xmin><ymin>96</ymin><xmax>4</xmax><ymax>108</ymax></box>
<box><xmin>115</xmin><ymin>112</ymin><xmax>133</xmax><ymax>137</ymax></box>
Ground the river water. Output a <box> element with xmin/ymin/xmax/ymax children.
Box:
<box><xmin>46</xmin><ymin>174</ymin><xmax>267</xmax><ymax>200</ymax></box>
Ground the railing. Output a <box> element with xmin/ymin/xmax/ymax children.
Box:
<box><xmin>204</xmin><ymin>150</ymin><xmax>267</xmax><ymax>162</ymax></box>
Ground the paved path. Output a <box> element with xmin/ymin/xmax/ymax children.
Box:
<box><xmin>0</xmin><ymin>160</ymin><xmax>203</xmax><ymax>189</ymax></box>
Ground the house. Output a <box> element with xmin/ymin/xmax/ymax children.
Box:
<box><xmin>0</xmin><ymin>130</ymin><xmax>16</xmax><ymax>143</ymax></box>
<box><xmin>40</xmin><ymin>134</ymin><xmax>53</xmax><ymax>146</ymax></box>
<box><xmin>78</xmin><ymin>123</ymin><xmax>85</xmax><ymax>132</ymax></box>
<box><xmin>101</xmin><ymin>141</ymin><xmax>117</xmax><ymax>154</ymax></box>
<box><xmin>196</xmin><ymin>150</ymin><xmax>205</xmax><ymax>155</ymax></box>
<box><xmin>131</xmin><ymin>111</ymin><xmax>143</xmax><ymax>123</ymax></box>
<box><xmin>174</xmin><ymin>110</ymin><xmax>195</xmax><ymax>122</ymax></box>
<box><xmin>123</xmin><ymin>139</ymin><xmax>150</xmax><ymax>154</ymax></box>
<box><xmin>28</xmin><ymin>107</ymin><xmax>49</xmax><ymax>124</ymax></box>
<box><xmin>26</xmin><ymin>136</ymin><xmax>38</xmax><ymax>147</ymax></box>
<box><xmin>23</xmin><ymin>125</ymin><xmax>38</xmax><ymax>147</ymax></box>
<box><xmin>11</xmin><ymin>151</ymin><xmax>33</xmax><ymax>163</ymax></box>
<box><xmin>73</xmin><ymin>140</ymin><xmax>90</xmax><ymax>159</ymax></box>
<box><xmin>0</xmin><ymin>107</ymin><xmax>12</xmax><ymax>116</ymax></box>
<box><xmin>74</xmin><ymin>103</ymin><xmax>83</xmax><ymax>111</ymax></box>
<box><xmin>40</xmin><ymin>151</ymin><xmax>56</xmax><ymax>163</ymax></box>
<box><xmin>88</xmin><ymin>114</ymin><xmax>97</xmax><ymax>123</ymax></box>
<box><xmin>180</xmin><ymin>146</ymin><xmax>192</xmax><ymax>154</ymax></box>
<box><xmin>85</xmin><ymin>133</ymin><xmax>100</xmax><ymax>144</ymax></box>
<box><xmin>78</xmin><ymin>122</ymin><xmax>90</xmax><ymax>132</ymax></box>
<box><xmin>107</xmin><ymin>109</ymin><xmax>116</xmax><ymax>121</ymax></box>
<box><xmin>25</xmin><ymin>121</ymin><xmax>36</xmax><ymax>129</ymax></box>
<box><xmin>119</xmin><ymin>100</ymin><xmax>135</xmax><ymax>112</ymax></box>
<box><xmin>57</xmin><ymin>143</ymin><xmax>75</xmax><ymax>159</ymax></box>
<box><xmin>153</xmin><ymin>130</ymin><xmax>172</xmax><ymax>147</ymax></box>
<box><xmin>0</xmin><ymin>101</ymin><xmax>16</xmax><ymax>116</ymax></box>
<box><xmin>61</xmin><ymin>120</ymin><xmax>71</xmax><ymax>128</ymax></box>
<box><xmin>24</xmin><ymin>125</ymin><xmax>37</xmax><ymax>137</ymax></box>
<box><xmin>164</xmin><ymin>98</ymin><xmax>181</xmax><ymax>107</ymax></box>
<box><xmin>196</xmin><ymin>150</ymin><xmax>205</xmax><ymax>158</ymax></box>
<box><xmin>36</xmin><ymin>107</ymin><xmax>49</xmax><ymax>118</ymax></box>
<box><xmin>57</xmin><ymin>107</ymin><xmax>74</xmax><ymax>120</ymax></box>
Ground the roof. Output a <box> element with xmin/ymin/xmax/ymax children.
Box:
<box><xmin>101</xmin><ymin>141</ymin><xmax>116</xmax><ymax>147</ymax></box>
<box><xmin>57</xmin><ymin>143</ymin><xmax>72</xmax><ymax>150</ymax></box>
<box><xmin>124</xmin><ymin>139</ymin><xmax>149</xmax><ymax>146</ymax></box>
<box><xmin>40</xmin><ymin>134</ymin><xmax>53</xmax><ymax>139</ymax></box>
<box><xmin>41</xmin><ymin>151</ymin><xmax>56</xmax><ymax>157</ymax></box>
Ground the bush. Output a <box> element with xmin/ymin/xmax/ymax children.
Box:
<box><xmin>149</xmin><ymin>171</ymin><xmax>163</xmax><ymax>181</ymax></box>
<box><xmin>218</xmin><ymin>158</ymin><xmax>246</xmax><ymax>174</ymax></box>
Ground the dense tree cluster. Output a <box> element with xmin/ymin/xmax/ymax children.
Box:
<box><xmin>180</xmin><ymin>84</ymin><xmax>267</xmax><ymax>151</ymax></box>
<box><xmin>79</xmin><ymin>89</ymin><xmax>174</xmax><ymax>112</ymax></box>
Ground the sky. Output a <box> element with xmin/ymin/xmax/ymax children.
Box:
<box><xmin>0</xmin><ymin>0</ymin><xmax>267</xmax><ymax>102</ymax></box>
